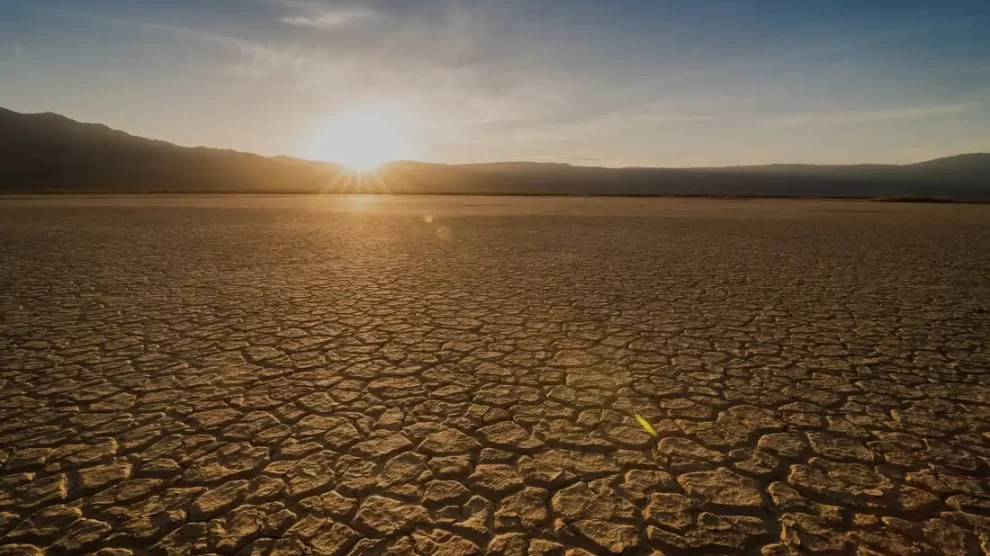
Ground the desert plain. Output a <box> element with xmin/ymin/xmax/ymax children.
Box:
<box><xmin>1</xmin><ymin>195</ymin><xmax>989</xmax><ymax>555</ymax></box>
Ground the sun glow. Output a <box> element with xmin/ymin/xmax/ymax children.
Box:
<box><xmin>305</xmin><ymin>104</ymin><xmax>420</xmax><ymax>171</ymax></box>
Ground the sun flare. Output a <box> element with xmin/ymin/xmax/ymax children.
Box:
<box><xmin>305</xmin><ymin>105</ymin><xmax>419</xmax><ymax>171</ymax></box>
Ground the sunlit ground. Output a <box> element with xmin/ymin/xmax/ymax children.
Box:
<box><xmin>339</xmin><ymin>194</ymin><xmax>380</xmax><ymax>212</ymax></box>
<box><xmin>2</xmin><ymin>197</ymin><xmax>989</xmax><ymax>554</ymax></box>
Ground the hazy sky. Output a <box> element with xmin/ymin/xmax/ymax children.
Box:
<box><xmin>2</xmin><ymin>0</ymin><xmax>989</xmax><ymax>166</ymax></box>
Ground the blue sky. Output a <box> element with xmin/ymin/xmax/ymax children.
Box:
<box><xmin>1</xmin><ymin>0</ymin><xmax>988</xmax><ymax>166</ymax></box>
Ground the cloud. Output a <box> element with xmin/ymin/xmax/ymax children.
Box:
<box><xmin>41</xmin><ymin>4</ymin><xmax>480</xmax><ymax>83</ymax></box>
<box><xmin>37</xmin><ymin>3</ymin><xmax>566</xmax><ymax>122</ymax></box>
<box><xmin>43</xmin><ymin>6</ymin><xmax>325</xmax><ymax>77</ymax></box>
<box><xmin>279</xmin><ymin>7</ymin><xmax>376</xmax><ymax>30</ymax></box>
<box><xmin>771</xmin><ymin>101</ymin><xmax>982</xmax><ymax>127</ymax></box>
<box><xmin>30</xmin><ymin>2</ymin><xmax>752</xmax><ymax>165</ymax></box>
<box><xmin>635</xmin><ymin>113</ymin><xmax>717</xmax><ymax>122</ymax></box>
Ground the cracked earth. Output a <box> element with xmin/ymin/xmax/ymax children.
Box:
<box><xmin>1</xmin><ymin>196</ymin><xmax>989</xmax><ymax>556</ymax></box>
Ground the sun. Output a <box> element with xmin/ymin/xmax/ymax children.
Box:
<box><xmin>305</xmin><ymin>105</ymin><xmax>419</xmax><ymax>171</ymax></box>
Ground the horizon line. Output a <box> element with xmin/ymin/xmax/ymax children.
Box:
<box><xmin>3</xmin><ymin>105</ymin><xmax>986</xmax><ymax>170</ymax></box>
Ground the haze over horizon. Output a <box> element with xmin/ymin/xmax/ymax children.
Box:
<box><xmin>2</xmin><ymin>0</ymin><xmax>989</xmax><ymax>168</ymax></box>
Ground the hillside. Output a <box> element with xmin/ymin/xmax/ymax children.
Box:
<box><xmin>0</xmin><ymin>108</ymin><xmax>341</xmax><ymax>193</ymax></box>
<box><xmin>2</xmin><ymin>107</ymin><xmax>989</xmax><ymax>197</ymax></box>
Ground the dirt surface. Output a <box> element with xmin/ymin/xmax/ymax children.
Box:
<box><xmin>1</xmin><ymin>195</ymin><xmax>989</xmax><ymax>555</ymax></box>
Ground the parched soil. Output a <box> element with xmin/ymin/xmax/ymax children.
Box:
<box><xmin>1</xmin><ymin>195</ymin><xmax>989</xmax><ymax>555</ymax></box>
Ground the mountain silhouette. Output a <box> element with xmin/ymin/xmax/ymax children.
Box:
<box><xmin>2</xmin><ymin>107</ymin><xmax>988</xmax><ymax>197</ymax></box>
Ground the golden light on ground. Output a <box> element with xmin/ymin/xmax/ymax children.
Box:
<box><xmin>304</xmin><ymin>104</ymin><xmax>421</xmax><ymax>171</ymax></box>
<box><xmin>341</xmin><ymin>194</ymin><xmax>379</xmax><ymax>211</ymax></box>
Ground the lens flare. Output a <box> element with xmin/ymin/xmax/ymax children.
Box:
<box><xmin>635</xmin><ymin>414</ymin><xmax>658</xmax><ymax>437</ymax></box>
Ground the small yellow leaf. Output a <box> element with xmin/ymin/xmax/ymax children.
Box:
<box><xmin>635</xmin><ymin>414</ymin><xmax>658</xmax><ymax>437</ymax></box>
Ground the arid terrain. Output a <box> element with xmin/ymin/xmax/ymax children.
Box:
<box><xmin>1</xmin><ymin>195</ymin><xmax>989</xmax><ymax>555</ymax></box>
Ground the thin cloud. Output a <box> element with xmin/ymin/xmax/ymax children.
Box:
<box><xmin>636</xmin><ymin>113</ymin><xmax>717</xmax><ymax>122</ymax></box>
<box><xmin>280</xmin><ymin>8</ymin><xmax>376</xmax><ymax>30</ymax></box>
<box><xmin>37</xmin><ymin>2</ymin><xmax>556</xmax><ymax>129</ymax></box>
<box><xmin>42</xmin><ymin>6</ymin><xmax>321</xmax><ymax>77</ymax></box>
<box><xmin>39</xmin><ymin>4</ymin><xmax>492</xmax><ymax>86</ymax></box>
<box><xmin>772</xmin><ymin>101</ymin><xmax>982</xmax><ymax>127</ymax></box>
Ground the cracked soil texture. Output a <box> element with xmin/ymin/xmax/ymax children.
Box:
<box><xmin>1</xmin><ymin>195</ymin><xmax>990</xmax><ymax>556</ymax></box>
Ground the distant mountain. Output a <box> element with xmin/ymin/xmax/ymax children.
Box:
<box><xmin>2</xmin><ymin>107</ymin><xmax>988</xmax><ymax>197</ymax></box>
<box><xmin>0</xmin><ymin>107</ymin><xmax>340</xmax><ymax>193</ymax></box>
<box><xmin>909</xmin><ymin>153</ymin><xmax>990</xmax><ymax>171</ymax></box>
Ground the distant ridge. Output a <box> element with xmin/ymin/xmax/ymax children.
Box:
<box><xmin>910</xmin><ymin>153</ymin><xmax>990</xmax><ymax>170</ymax></box>
<box><xmin>2</xmin><ymin>107</ymin><xmax>988</xmax><ymax>197</ymax></box>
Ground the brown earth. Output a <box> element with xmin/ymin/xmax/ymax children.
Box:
<box><xmin>1</xmin><ymin>196</ymin><xmax>989</xmax><ymax>555</ymax></box>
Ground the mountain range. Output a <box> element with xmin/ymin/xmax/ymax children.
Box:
<box><xmin>2</xmin><ymin>106</ymin><xmax>988</xmax><ymax>198</ymax></box>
